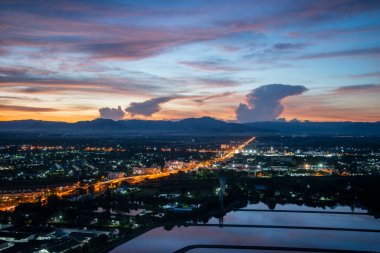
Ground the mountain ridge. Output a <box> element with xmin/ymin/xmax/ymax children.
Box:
<box><xmin>0</xmin><ymin>117</ymin><xmax>379</xmax><ymax>136</ymax></box>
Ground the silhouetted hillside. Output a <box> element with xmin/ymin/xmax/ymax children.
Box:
<box><xmin>0</xmin><ymin>117</ymin><xmax>379</xmax><ymax>137</ymax></box>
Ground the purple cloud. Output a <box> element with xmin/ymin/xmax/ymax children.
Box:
<box><xmin>236</xmin><ymin>84</ymin><xmax>308</xmax><ymax>122</ymax></box>
<box><xmin>196</xmin><ymin>78</ymin><xmax>241</xmax><ymax>88</ymax></box>
<box><xmin>193</xmin><ymin>92</ymin><xmax>235</xmax><ymax>104</ymax></box>
<box><xmin>99</xmin><ymin>106</ymin><xmax>125</xmax><ymax>120</ymax></box>
<box><xmin>298</xmin><ymin>47</ymin><xmax>380</xmax><ymax>60</ymax></box>
<box><xmin>349</xmin><ymin>72</ymin><xmax>380</xmax><ymax>79</ymax></box>
<box><xmin>0</xmin><ymin>104</ymin><xmax>58</xmax><ymax>112</ymax></box>
<box><xmin>273</xmin><ymin>43</ymin><xmax>307</xmax><ymax>50</ymax></box>
<box><xmin>334</xmin><ymin>84</ymin><xmax>380</xmax><ymax>93</ymax></box>
<box><xmin>178</xmin><ymin>61</ymin><xmax>240</xmax><ymax>72</ymax></box>
<box><xmin>125</xmin><ymin>97</ymin><xmax>178</xmax><ymax>117</ymax></box>
<box><xmin>0</xmin><ymin>66</ymin><xmax>163</xmax><ymax>95</ymax></box>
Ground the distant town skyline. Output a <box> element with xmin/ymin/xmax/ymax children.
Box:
<box><xmin>1</xmin><ymin>0</ymin><xmax>380</xmax><ymax>122</ymax></box>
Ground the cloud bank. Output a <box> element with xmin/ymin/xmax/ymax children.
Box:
<box><xmin>0</xmin><ymin>105</ymin><xmax>58</xmax><ymax>112</ymax></box>
<box><xmin>193</xmin><ymin>92</ymin><xmax>235</xmax><ymax>104</ymax></box>
<box><xmin>99</xmin><ymin>106</ymin><xmax>125</xmax><ymax>120</ymax></box>
<box><xmin>125</xmin><ymin>97</ymin><xmax>176</xmax><ymax>117</ymax></box>
<box><xmin>333</xmin><ymin>84</ymin><xmax>380</xmax><ymax>93</ymax></box>
<box><xmin>236</xmin><ymin>84</ymin><xmax>308</xmax><ymax>123</ymax></box>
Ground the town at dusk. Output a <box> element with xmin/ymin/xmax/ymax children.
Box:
<box><xmin>0</xmin><ymin>1</ymin><xmax>380</xmax><ymax>253</ymax></box>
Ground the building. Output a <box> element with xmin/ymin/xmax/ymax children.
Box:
<box><xmin>132</xmin><ymin>167</ymin><xmax>160</xmax><ymax>175</ymax></box>
<box><xmin>0</xmin><ymin>240</ymin><xmax>14</xmax><ymax>251</ymax></box>
<box><xmin>165</xmin><ymin>161</ymin><xmax>185</xmax><ymax>170</ymax></box>
<box><xmin>220</xmin><ymin>144</ymin><xmax>228</xmax><ymax>150</ymax></box>
<box><xmin>164</xmin><ymin>160</ymin><xmax>199</xmax><ymax>171</ymax></box>
<box><xmin>107</xmin><ymin>172</ymin><xmax>125</xmax><ymax>180</ymax></box>
<box><xmin>269</xmin><ymin>166</ymin><xmax>289</xmax><ymax>171</ymax></box>
<box><xmin>0</xmin><ymin>231</ymin><xmax>35</xmax><ymax>242</ymax></box>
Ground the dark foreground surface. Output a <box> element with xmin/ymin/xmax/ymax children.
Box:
<box><xmin>110</xmin><ymin>201</ymin><xmax>380</xmax><ymax>253</ymax></box>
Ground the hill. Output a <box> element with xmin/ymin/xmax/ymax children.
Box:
<box><xmin>0</xmin><ymin>117</ymin><xmax>379</xmax><ymax>137</ymax></box>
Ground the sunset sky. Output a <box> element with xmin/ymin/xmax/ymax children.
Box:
<box><xmin>1</xmin><ymin>0</ymin><xmax>380</xmax><ymax>122</ymax></box>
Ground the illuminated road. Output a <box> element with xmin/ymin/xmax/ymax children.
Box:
<box><xmin>92</xmin><ymin>136</ymin><xmax>255</xmax><ymax>190</ymax></box>
<box><xmin>0</xmin><ymin>136</ymin><xmax>255</xmax><ymax>211</ymax></box>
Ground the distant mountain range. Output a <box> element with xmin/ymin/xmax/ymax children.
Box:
<box><xmin>0</xmin><ymin>117</ymin><xmax>380</xmax><ymax>137</ymax></box>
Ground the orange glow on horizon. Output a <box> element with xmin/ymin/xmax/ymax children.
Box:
<box><xmin>0</xmin><ymin>112</ymin><xmax>378</xmax><ymax>123</ymax></box>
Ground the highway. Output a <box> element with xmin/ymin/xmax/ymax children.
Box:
<box><xmin>0</xmin><ymin>136</ymin><xmax>255</xmax><ymax>211</ymax></box>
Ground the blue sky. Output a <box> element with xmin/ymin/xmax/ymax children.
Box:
<box><xmin>0</xmin><ymin>0</ymin><xmax>380</xmax><ymax>122</ymax></box>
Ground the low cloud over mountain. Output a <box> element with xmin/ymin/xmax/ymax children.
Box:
<box><xmin>99</xmin><ymin>106</ymin><xmax>125</xmax><ymax>120</ymax></box>
<box><xmin>125</xmin><ymin>97</ymin><xmax>177</xmax><ymax>117</ymax></box>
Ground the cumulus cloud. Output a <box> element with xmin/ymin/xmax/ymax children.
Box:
<box><xmin>99</xmin><ymin>106</ymin><xmax>125</xmax><ymax>120</ymax></box>
<box><xmin>236</xmin><ymin>84</ymin><xmax>308</xmax><ymax>122</ymax></box>
<box><xmin>125</xmin><ymin>97</ymin><xmax>177</xmax><ymax>117</ymax></box>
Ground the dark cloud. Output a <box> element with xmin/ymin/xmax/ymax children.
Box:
<box><xmin>125</xmin><ymin>97</ymin><xmax>177</xmax><ymax>117</ymax></box>
<box><xmin>236</xmin><ymin>84</ymin><xmax>308</xmax><ymax>122</ymax></box>
<box><xmin>334</xmin><ymin>84</ymin><xmax>380</xmax><ymax>93</ymax></box>
<box><xmin>178</xmin><ymin>61</ymin><xmax>239</xmax><ymax>72</ymax></box>
<box><xmin>273</xmin><ymin>43</ymin><xmax>307</xmax><ymax>50</ymax></box>
<box><xmin>349</xmin><ymin>72</ymin><xmax>380</xmax><ymax>79</ymax></box>
<box><xmin>193</xmin><ymin>92</ymin><xmax>235</xmax><ymax>104</ymax></box>
<box><xmin>0</xmin><ymin>6</ymin><xmax>226</xmax><ymax>61</ymax></box>
<box><xmin>0</xmin><ymin>95</ymin><xmax>40</xmax><ymax>101</ymax></box>
<box><xmin>0</xmin><ymin>104</ymin><xmax>58</xmax><ymax>112</ymax></box>
<box><xmin>226</xmin><ymin>1</ymin><xmax>380</xmax><ymax>33</ymax></box>
<box><xmin>78</xmin><ymin>40</ymin><xmax>178</xmax><ymax>61</ymax></box>
<box><xmin>196</xmin><ymin>78</ymin><xmax>241</xmax><ymax>88</ymax></box>
<box><xmin>123</xmin><ymin>93</ymin><xmax>235</xmax><ymax>117</ymax></box>
<box><xmin>0</xmin><ymin>66</ymin><xmax>164</xmax><ymax>95</ymax></box>
<box><xmin>17</xmin><ymin>87</ymin><xmax>65</xmax><ymax>94</ymax></box>
<box><xmin>99</xmin><ymin>106</ymin><xmax>125</xmax><ymax>120</ymax></box>
<box><xmin>289</xmin><ymin>25</ymin><xmax>380</xmax><ymax>40</ymax></box>
<box><xmin>298</xmin><ymin>47</ymin><xmax>380</xmax><ymax>60</ymax></box>
<box><xmin>1</xmin><ymin>0</ymin><xmax>380</xmax><ymax>63</ymax></box>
